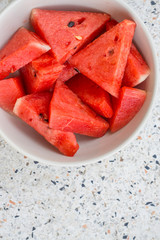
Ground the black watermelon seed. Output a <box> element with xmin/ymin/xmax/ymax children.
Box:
<box><xmin>44</xmin><ymin>119</ymin><xmax>49</xmax><ymax>123</ymax></box>
<box><xmin>39</xmin><ymin>113</ymin><xmax>43</xmax><ymax>119</ymax></box>
<box><xmin>74</xmin><ymin>68</ymin><xmax>80</xmax><ymax>73</ymax></box>
<box><xmin>68</xmin><ymin>21</ymin><xmax>75</xmax><ymax>27</ymax></box>
<box><xmin>34</xmin><ymin>71</ymin><xmax>37</xmax><ymax>78</ymax></box>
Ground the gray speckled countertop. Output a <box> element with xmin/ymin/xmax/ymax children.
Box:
<box><xmin>0</xmin><ymin>0</ymin><xmax>160</xmax><ymax>239</ymax></box>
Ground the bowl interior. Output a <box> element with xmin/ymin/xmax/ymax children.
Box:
<box><xmin>0</xmin><ymin>0</ymin><xmax>158</xmax><ymax>166</ymax></box>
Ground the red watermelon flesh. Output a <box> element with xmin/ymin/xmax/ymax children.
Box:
<box><xmin>0</xmin><ymin>27</ymin><xmax>51</xmax><ymax>80</ymax></box>
<box><xmin>106</xmin><ymin>19</ymin><xmax>118</xmax><ymax>31</ymax></box>
<box><xmin>13</xmin><ymin>92</ymin><xmax>79</xmax><ymax>156</ymax></box>
<box><xmin>20</xmin><ymin>53</ymin><xmax>64</xmax><ymax>94</ymax></box>
<box><xmin>123</xmin><ymin>44</ymin><xmax>150</xmax><ymax>87</ymax></box>
<box><xmin>110</xmin><ymin>86</ymin><xmax>146</xmax><ymax>132</ymax></box>
<box><xmin>57</xmin><ymin>62</ymin><xmax>78</xmax><ymax>82</ymax></box>
<box><xmin>106</xmin><ymin>19</ymin><xmax>150</xmax><ymax>87</ymax></box>
<box><xmin>49</xmin><ymin>80</ymin><xmax>109</xmax><ymax>137</ymax></box>
<box><xmin>69</xmin><ymin>20</ymin><xmax>136</xmax><ymax>98</ymax></box>
<box><xmin>31</xmin><ymin>9</ymin><xmax>110</xmax><ymax>63</ymax></box>
<box><xmin>67</xmin><ymin>74</ymin><xmax>113</xmax><ymax>118</ymax></box>
<box><xmin>0</xmin><ymin>76</ymin><xmax>25</xmax><ymax>113</ymax></box>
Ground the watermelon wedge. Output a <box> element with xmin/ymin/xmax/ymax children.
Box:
<box><xmin>20</xmin><ymin>53</ymin><xmax>63</xmax><ymax>93</ymax></box>
<box><xmin>0</xmin><ymin>76</ymin><xmax>25</xmax><ymax>113</ymax></box>
<box><xmin>0</xmin><ymin>27</ymin><xmax>51</xmax><ymax>80</ymax></box>
<box><xmin>110</xmin><ymin>87</ymin><xmax>146</xmax><ymax>132</ymax></box>
<box><xmin>57</xmin><ymin>62</ymin><xmax>78</xmax><ymax>82</ymax></box>
<box><xmin>31</xmin><ymin>9</ymin><xmax>110</xmax><ymax>63</ymax></box>
<box><xmin>13</xmin><ymin>92</ymin><xmax>79</xmax><ymax>156</ymax></box>
<box><xmin>49</xmin><ymin>80</ymin><xmax>109</xmax><ymax>137</ymax></box>
<box><xmin>106</xmin><ymin>19</ymin><xmax>150</xmax><ymax>87</ymax></box>
<box><xmin>67</xmin><ymin>74</ymin><xmax>113</xmax><ymax>118</ymax></box>
<box><xmin>69</xmin><ymin>20</ymin><xmax>136</xmax><ymax>98</ymax></box>
<box><xmin>123</xmin><ymin>44</ymin><xmax>150</xmax><ymax>87</ymax></box>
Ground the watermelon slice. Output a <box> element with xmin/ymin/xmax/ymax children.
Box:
<box><xmin>0</xmin><ymin>76</ymin><xmax>25</xmax><ymax>113</ymax></box>
<box><xmin>106</xmin><ymin>19</ymin><xmax>150</xmax><ymax>87</ymax></box>
<box><xmin>110</xmin><ymin>87</ymin><xmax>146</xmax><ymax>132</ymax></box>
<box><xmin>67</xmin><ymin>74</ymin><xmax>113</xmax><ymax>118</ymax></box>
<box><xmin>49</xmin><ymin>80</ymin><xmax>109</xmax><ymax>137</ymax></box>
<box><xmin>31</xmin><ymin>9</ymin><xmax>110</xmax><ymax>63</ymax></box>
<box><xmin>13</xmin><ymin>92</ymin><xmax>79</xmax><ymax>156</ymax></box>
<box><xmin>123</xmin><ymin>44</ymin><xmax>150</xmax><ymax>87</ymax></box>
<box><xmin>57</xmin><ymin>62</ymin><xmax>78</xmax><ymax>82</ymax></box>
<box><xmin>0</xmin><ymin>27</ymin><xmax>51</xmax><ymax>80</ymax></box>
<box><xmin>69</xmin><ymin>20</ymin><xmax>136</xmax><ymax>98</ymax></box>
<box><xmin>20</xmin><ymin>53</ymin><xmax>63</xmax><ymax>93</ymax></box>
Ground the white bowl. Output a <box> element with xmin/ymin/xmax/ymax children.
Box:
<box><xmin>0</xmin><ymin>0</ymin><xmax>158</xmax><ymax>166</ymax></box>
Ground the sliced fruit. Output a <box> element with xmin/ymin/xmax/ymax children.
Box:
<box><xmin>106</xmin><ymin>19</ymin><xmax>150</xmax><ymax>87</ymax></box>
<box><xmin>67</xmin><ymin>74</ymin><xmax>113</xmax><ymax>118</ymax></box>
<box><xmin>13</xmin><ymin>92</ymin><xmax>79</xmax><ymax>156</ymax></box>
<box><xmin>31</xmin><ymin>9</ymin><xmax>110</xmax><ymax>63</ymax></box>
<box><xmin>110</xmin><ymin>86</ymin><xmax>146</xmax><ymax>132</ymax></box>
<box><xmin>49</xmin><ymin>80</ymin><xmax>109</xmax><ymax>137</ymax></box>
<box><xmin>69</xmin><ymin>20</ymin><xmax>136</xmax><ymax>98</ymax></box>
<box><xmin>0</xmin><ymin>27</ymin><xmax>51</xmax><ymax>80</ymax></box>
<box><xmin>0</xmin><ymin>76</ymin><xmax>25</xmax><ymax>113</ymax></box>
<box><xmin>57</xmin><ymin>62</ymin><xmax>78</xmax><ymax>82</ymax></box>
<box><xmin>123</xmin><ymin>44</ymin><xmax>150</xmax><ymax>87</ymax></box>
<box><xmin>20</xmin><ymin>52</ymin><xmax>63</xmax><ymax>93</ymax></box>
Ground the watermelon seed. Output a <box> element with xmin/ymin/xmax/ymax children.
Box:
<box><xmin>68</xmin><ymin>21</ymin><xmax>75</xmax><ymax>28</ymax></box>
<box><xmin>44</xmin><ymin>119</ymin><xmax>49</xmax><ymax>123</ymax></box>
<box><xmin>114</xmin><ymin>36</ymin><xmax>119</xmax><ymax>41</ymax></box>
<box><xmin>39</xmin><ymin>113</ymin><xmax>43</xmax><ymax>119</ymax></box>
<box><xmin>75</xmin><ymin>35</ymin><xmax>82</xmax><ymax>41</ymax></box>
<box><xmin>34</xmin><ymin>72</ymin><xmax>37</xmax><ymax>78</ymax></box>
<box><xmin>108</xmin><ymin>49</ymin><xmax>114</xmax><ymax>56</ymax></box>
<box><xmin>74</xmin><ymin>68</ymin><xmax>80</xmax><ymax>73</ymax></box>
<box><xmin>39</xmin><ymin>113</ymin><xmax>49</xmax><ymax>123</ymax></box>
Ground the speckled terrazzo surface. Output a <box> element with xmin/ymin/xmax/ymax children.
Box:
<box><xmin>0</xmin><ymin>0</ymin><xmax>160</xmax><ymax>239</ymax></box>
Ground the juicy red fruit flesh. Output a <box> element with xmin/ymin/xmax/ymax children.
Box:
<box><xmin>13</xmin><ymin>92</ymin><xmax>79</xmax><ymax>156</ymax></box>
<box><xmin>20</xmin><ymin>52</ymin><xmax>64</xmax><ymax>94</ymax></box>
<box><xmin>0</xmin><ymin>76</ymin><xmax>25</xmax><ymax>113</ymax></box>
<box><xmin>49</xmin><ymin>80</ymin><xmax>109</xmax><ymax>137</ymax></box>
<box><xmin>106</xmin><ymin>19</ymin><xmax>150</xmax><ymax>87</ymax></box>
<box><xmin>110</xmin><ymin>87</ymin><xmax>146</xmax><ymax>132</ymax></box>
<box><xmin>31</xmin><ymin>9</ymin><xmax>110</xmax><ymax>63</ymax></box>
<box><xmin>67</xmin><ymin>74</ymin><xmax>113</xmax><ymax>118</ymax></box>
<box><xmin>69</xmin><ymin>20</ymin><xmax>136</xmax><ymax>98</ymax></box>
<box><xmin>0</xmin><ymin>27</ymin><xmax>50</xmax><ymax>80</ymax></box>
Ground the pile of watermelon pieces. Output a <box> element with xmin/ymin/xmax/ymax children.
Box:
<box><xmin>0</xmin><ymin>9</ymin><xmax>150</xmax><ymax>157</ymax></box>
